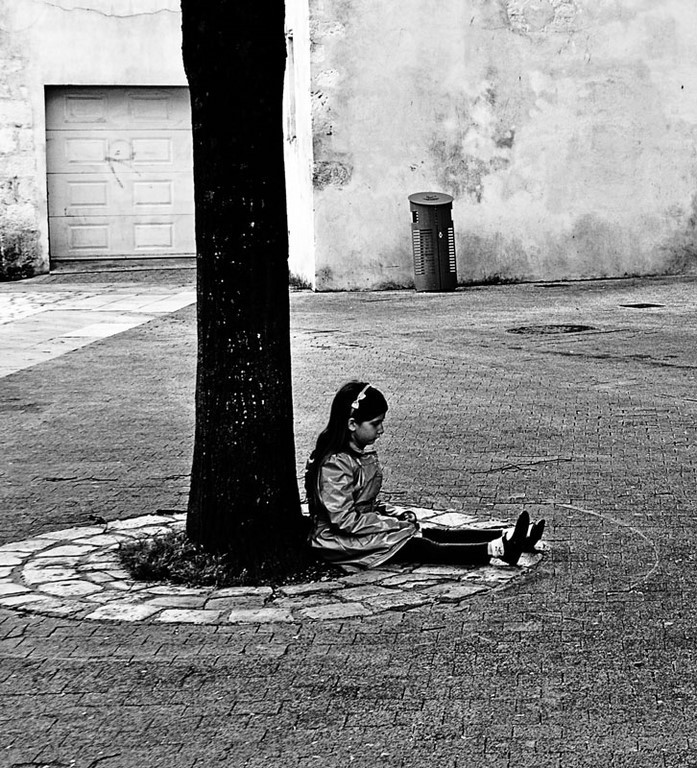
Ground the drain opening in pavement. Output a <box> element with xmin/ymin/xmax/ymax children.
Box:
<box><xmin>506</xmin><ymin>324</ymin><xmax>596</xmax><ymax>335</ymax></box>
<box><xmin>619</xmin><ymin>303</ymin><xmax>664</xmax><ymax>309</ymax></box>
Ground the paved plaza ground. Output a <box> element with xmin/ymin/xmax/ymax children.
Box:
<box><xmin>1</xmin><ymin>266</ymin><xmax>697</xmax><ymax>767</ymax></box>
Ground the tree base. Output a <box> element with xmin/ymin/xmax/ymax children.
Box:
<box><xmin>120</xmin><ymin>528</ymin><xmax>341</xmax><ymax>588</ymax></box>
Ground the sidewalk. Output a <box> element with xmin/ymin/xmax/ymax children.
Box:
<box><xmin>0</xmin><ymin>267</ymin><xmax>195</xmax><ymax>376</ymax></box>
<box><xmin>2</xmin><ymin>269</ymin><xmax>697</xmax><ymax>767</ymax></box>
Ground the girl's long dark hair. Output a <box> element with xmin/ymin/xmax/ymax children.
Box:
<box><xmin>304</xmin><ymin>381</ymin><xmax>388</xmax><ymax>511</ymax></box>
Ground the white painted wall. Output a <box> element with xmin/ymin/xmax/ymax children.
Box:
<box><xmin>284</xmin><ymin>0</ymin><xmax>315</xmax><ymax>288</ymax></box>
<box><xmin>309</xmin><ymin>0</ymin><xmax>697</xmax><ymax>290</ymax></box>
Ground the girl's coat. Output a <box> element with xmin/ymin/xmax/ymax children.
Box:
<box><xmin>308</xmin><ymin>447</ymin><xmax>417</xmax><ymax>572</ymax></box>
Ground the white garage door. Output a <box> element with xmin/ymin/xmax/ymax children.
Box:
<box><xmin>46</xmin><ymin>87</ymin><xmax>195</xmax><ymax>261</ymax></box>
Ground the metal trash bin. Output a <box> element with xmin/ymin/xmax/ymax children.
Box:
<box><xmin>409</xmin><ymin>191</ymin><xmax>457</xmax><ymax>292</ymax></box>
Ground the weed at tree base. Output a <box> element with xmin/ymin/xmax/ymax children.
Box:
<box><xmin>119</xmin><ymin>529</ymin><xmax>343</xmax><ymax>588</ymax></box>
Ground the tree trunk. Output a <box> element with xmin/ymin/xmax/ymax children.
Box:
<box><xmin>181</xmin><ymin>1</ymin><xmax>306</xmax><ymax>564</ymax></box>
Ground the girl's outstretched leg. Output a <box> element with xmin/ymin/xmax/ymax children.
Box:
<box><xmin>391</xmin><ymin>511</ymin><xmax>530</xmax><ymax>567</ymax></box>
<box><xmin>390</xmin><ymin>536</ymin><xmax>491</xmax><ymax>566</ymax></box>
<box><xmin>422</xmin><ymin>527</ymin><xmax>503</xmax><ymax>544</ymax></box>
<box><xmin>422</xmin><ymin>514</ymin><xmax>545</xmax><ymax>552</ymax></box>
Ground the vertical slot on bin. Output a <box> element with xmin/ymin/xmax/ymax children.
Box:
<box><xmin>447</xmin><ymin>226</ymin><xmax>456</xmax><ymax>273</ymax></box>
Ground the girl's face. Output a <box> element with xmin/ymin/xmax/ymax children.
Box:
<box><xmin>349</xmin><ymin>412</ymin><xmax>386</xmax><ymax>449</ymax></box>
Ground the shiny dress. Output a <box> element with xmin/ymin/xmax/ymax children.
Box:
<box><xmin>308</xmin><ymin>447</ymin><xmax>418</xmax><ymax>572</ymax></box>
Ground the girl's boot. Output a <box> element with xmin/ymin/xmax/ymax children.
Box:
<box><xmin>488</xmin><ymin>510</ymin><xmax>529</xmax><ymax>566</ymax></box>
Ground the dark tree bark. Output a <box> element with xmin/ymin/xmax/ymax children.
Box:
<box><xmin>181</xmin><ymin>2</ymin><xmax>306</xmax><ymax>564</ymax></box>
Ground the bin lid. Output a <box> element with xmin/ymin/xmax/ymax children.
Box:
<box><xmin>408</xmin><ymin>191</ymin><xmax>454</xmax><ymax>206</ymax></box>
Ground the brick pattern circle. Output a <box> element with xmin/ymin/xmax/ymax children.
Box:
<box><xmin>0</xmin><ymin>510</ymin><xmax>545</xmax><ymax>624</ymax></box>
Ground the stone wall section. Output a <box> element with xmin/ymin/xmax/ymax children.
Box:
<box><xmin>0</xmin><ymin>8</ymin><xmax>43</xmax><ymax>280</ymax></box>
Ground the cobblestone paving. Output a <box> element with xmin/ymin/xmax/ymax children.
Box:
<box><xmin>2</xmin><ymin>271</ymin><xmax>697</xmax><ymax>767</ymax></box>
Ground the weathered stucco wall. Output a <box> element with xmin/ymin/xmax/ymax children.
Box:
<box><xmin>310</xmin><ymin>0</ymin><xmax>697</xmax><ymax>290</ymax></box>
<box><xmin>0</xmin><ymin>0</ymin><xmax>186</xmax><ymax>280</ymax></box>
<box><xmin>0</xmin><ymin>5</ymin><xmax>43</xmax><ymax>279</ymax></box>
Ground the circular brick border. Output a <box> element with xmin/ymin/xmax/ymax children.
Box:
<box><xmin>0</xmin><ymin>510</ymin><xmax>545</xmax><ymax>624</ymax></box>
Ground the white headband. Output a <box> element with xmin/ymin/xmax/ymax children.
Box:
<box><xmin>350</xmin><ymin>383</ymin><xmax>371</xmax><ymax>413</ymax></box>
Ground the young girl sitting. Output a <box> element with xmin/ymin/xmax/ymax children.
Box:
<box><xmin>304</xmin><ymin>381</ymin><xmax>545</xmax><ymax>573</ymax></box>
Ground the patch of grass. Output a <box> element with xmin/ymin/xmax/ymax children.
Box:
<box><xmin>119</xmin><ymin>529</ymin><xmax>344</xmax><ymax>588</ymax></box>
<box><xmin>288</xmin><ymin>270</ymin><xmax>312</xmax><ymax>290</ymax></box>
